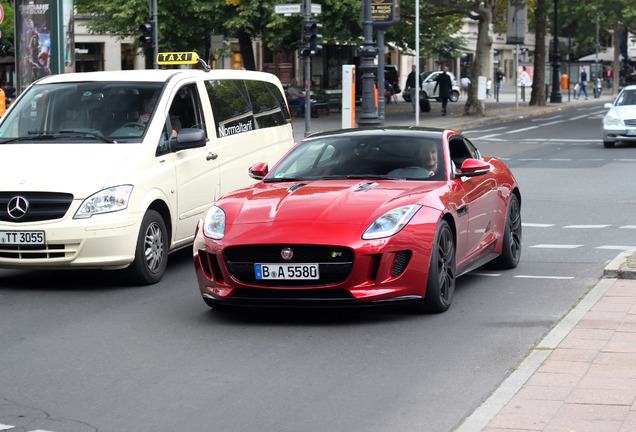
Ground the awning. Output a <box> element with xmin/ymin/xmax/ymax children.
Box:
<box><xmin>578</xmin><ymin>48</ymin><xmax>623</xmax><ymax>62</ymax></box>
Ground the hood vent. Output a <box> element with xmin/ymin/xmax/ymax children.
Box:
<box><xmin>353</xmin><ymin>182</ymin><xmax>380</xmax><ymax>193</ymax></box>
<box><xmin>287</xmin><ymin>183</ymin><xmax>308</xmax><ymax>193</ymax></box>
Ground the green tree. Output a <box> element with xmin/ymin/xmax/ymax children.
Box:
<box><xmin>0</xmin><ymin>1</ymin><xmax>16</xmax><ymax>57</ymax></box>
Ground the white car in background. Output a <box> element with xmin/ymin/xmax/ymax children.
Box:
<box><xmin>403</xmin><ymin>70</ymin><xmax>461</xmax><ymax>104</ymax></box>
<box><xmin>602</xmin><ymin>85</ymin><xmax>636</xmax><ymax>148</ymax></box>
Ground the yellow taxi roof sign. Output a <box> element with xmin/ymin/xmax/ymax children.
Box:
<box><xmin>157</xmin><ymin>52</ymin><xmax>199</xmax><ymax>65</ymax></box>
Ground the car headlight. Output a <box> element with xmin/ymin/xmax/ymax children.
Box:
<box><xmin>362</xmin><ymin>205</ymin><xmax>422</xmax><ymax>240</ymax></box>
<box><xmin>74</xmin><ymin>185</ymin><xmax>133</xmax><ymax>219</ymax></box>
<box><xmin>604</xmin><ymin>112</ymin><xmax>622</xmax><ymax>126</ymax></box>
<box><xmin>203</xmin><ymin>206</ymin><xmax>226</xmax><ymax>239</ymax></box>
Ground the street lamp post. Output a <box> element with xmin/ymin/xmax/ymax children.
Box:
<box><xmin>550</xmin><ymin>0</ymin><xmax>562</xmax><ymax>103</ymax></box>
<box><xmin>357</xmin><ymin>0</ymin><xmax>381</xmax><ymax>126</ymax></box>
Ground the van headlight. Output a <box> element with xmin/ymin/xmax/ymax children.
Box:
<box><xmin>362</xmin><ymin>205</ymin><xmax>421</xmax><ymax>239</ymax></box>
<box><xmin>74</xmin><ymin>185</ymin><xmax>134</xmax><ymax>219</ymax></box>
<box><xmin>203</xmin><ymin>206</ymin><xmax>226</xmax><ymax>239</ymax></box>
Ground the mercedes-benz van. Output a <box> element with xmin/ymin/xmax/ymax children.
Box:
<box><xmin>0</xmin><ymin>53</ymin><xmax>294</xmax><ymax>284</ymax></box>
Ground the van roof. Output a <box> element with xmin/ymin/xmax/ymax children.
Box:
<box><xmin>34</xmin><ymin>69</ymin><xmax>282</xmax><ymax>85</ymax></box>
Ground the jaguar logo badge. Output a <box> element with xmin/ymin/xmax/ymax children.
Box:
<box><xmin>281</xmin><ymin>248</ymin><xmax>293</xmax><ymax>260</ymax></box>
<box><xmin>7</xmin><ymin>196</ymin><xmax>29</xmax><ymax>220</ymax></box>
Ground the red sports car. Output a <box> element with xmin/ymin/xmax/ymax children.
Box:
<box><xmin>193</xmin><ymin>127</ymin><xmax>521</xmax><ymax>313</ymax></box>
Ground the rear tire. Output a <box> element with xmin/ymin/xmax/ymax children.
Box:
<box><xmin>450</xmin><ymin>90</ymin><xmax>459</xmax><ymax>102</ymax></box>
<box><xmin>414</xmin><ymin>220</ymin><xmax>456</xmax><ymax>313</ymax></box>
<box><xmin>603</xmin><ymin>140</ymin><xmax>615</xmax><ymax>148</ymax></box>
<box><xmin>126</xmin><ymin>210</ymin><xmax>168</xmax><ymax>285</ymax></box>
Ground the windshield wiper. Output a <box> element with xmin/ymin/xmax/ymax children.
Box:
<box><xmin>0</xmin><ymin>134</ymin><xmax>59</xmax><ymax>144</ymax></box>
<box><xmin>42</xmin><ymin>130</ymin><xmax>117</xmax><ymax>143</ymax></box>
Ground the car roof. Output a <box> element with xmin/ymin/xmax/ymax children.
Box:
<box><xmin>32</xmin><ymin>68</ymin><xmax>282</xmax><ymax>85</ymax></box>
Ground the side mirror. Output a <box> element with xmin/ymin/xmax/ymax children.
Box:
<box><xmin>604</xmin><ymin>103</ymin><xmax>613</xmax><ymax>109</ymax></box>
<box><xmin>170</xmin><ymin>128</ymin><xmax>207</xmax><ymax>152</ymax></box>
<box><xmin>249</xmin><ymin>162</ymin><xmax>269</xmax><ymax>180</ymax></box>
<box><xmin>454</xmin><ymin>159</ymin><xmax>490</xmax><ymax>178</ymax></box>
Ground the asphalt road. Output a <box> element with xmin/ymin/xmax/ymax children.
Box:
<box><xmin>1</xmin><ymin>100</ymin><xmax>632</xmax><ymax>432</ymax></box>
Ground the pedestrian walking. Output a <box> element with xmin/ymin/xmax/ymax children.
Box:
<box><xmin>460</xmin><ymin>76</ymin><xmax>470</xmax><ymax>99</ymax></box>
<box><xmin>517</xmin><ymin>66</ymin><xmax>531</xmax><ymax>102</ymax></box>
<box><xmin>496</xmin><ymin>67</ymin><xmax>504</xmax><ymax>98</ymax></box>
<box><xmin>405</xmin><ymin>65</ymin><xmax>417</xmax><ymax>111</ymax></box>
<box><xmin>434</xmin><ymin>66</ymin><xmax>453</xmax><ymax>116</ymax></box>
<box><xmin>486</xmin><ymin>77</ymin><xmax>492</xmax><ymax>98</ymax></box>
<box><xmin>576</xmin><ymin>66</ymin><xmax>589</xmax><ymax>100</ymax></box>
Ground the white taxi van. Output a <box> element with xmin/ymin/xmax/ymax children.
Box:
<box><xmin>0</xmin><ymin>53</ymin><xmax>294</xmax><ymax>284</ymax></box>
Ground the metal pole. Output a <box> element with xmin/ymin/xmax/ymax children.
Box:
<box><xmin>304</xmin><ymin>0</ymin><xmax>312</xmax><ymax>136</ymax></box>
<box><xmin>357</xmin><ymin>0</ymin><xmax>381</xmax><ymax>127</ymax></box>
<box><xmin>549</xmin><ymin>0</ymin><xmax>562</xmax><ymax>102</ymax></box>
<box><xmin>414</xmin><ymin>0</ymin><xmax>420</xmax><ymax>125</ymax></box>
<box><xmin>152</xmin><ymin>0</ymin><xmax>158</xmax><ymax>69</ymax></box>
<box><xmin>377</xmin><ymin>30</ymin><xmax>385</xmax><ymax>125</ymax></box>
<box><xmin>515</xmin><ymin>44</ymin><xmax>519</xmax><ymax>110</ymax></box>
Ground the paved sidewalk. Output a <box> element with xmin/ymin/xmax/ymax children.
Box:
<box><xmin>457</xmin><ymin>251</ymin><xmax>636</xmax><ymax>432</ymax></box>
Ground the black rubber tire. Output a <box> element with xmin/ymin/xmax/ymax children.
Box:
<box><xmin>490</xmin><ymin>194</ymin><xmax>522</xmax><ymax>269</ymax></box>
<box><xmin>450</xmin><ymin>90</ymin><xmax>459</xmax><ymax>102</ymax></box>
<box><xmin>603</xmin><ymin>141</ymin><xmax>615</xmax><ymax>148</ymax></box>
<box><xmin>414</xmin><ymin>220</ymin><xmax>456</xmax><ymax>313</ymax></box>
<box><xmin>126</xmin><ymin>210</ymin><xmax>168</xmax><ymax>285</ymax></box>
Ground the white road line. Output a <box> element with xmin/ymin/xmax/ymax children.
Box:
<box><xmin>531</xmin><ymin>244</ymin><xmax>583</xmax><ymax>249</ymax></box>
<box><xmin>514</xmin><ymin>275</ymin><xmax>575</xmax><ymax>280</ymax></box>
<box><xmin>471</xmin><ymin>272</ymin><xmax>502</xmax><ymax>277</ymax></box>
<box><xmin>0</xmin><ymin>425</ymin><xmax>14</xmax><ymax>431</ymax></box>
<box><xmin>531</xmin><ymin>115</ymin><xmax>565</xmax><ymax>121</ymax></box>
<box><xmin>504</xmin><ymin>125</ymin><xmax>540</xmax><ymax>134</ymax></box>
<box><xmin>570</xmin><ymin>113</ymin><xmax>593</xmax><ymax>120</ymax></box>
<box><xmin>620</xmin><ymin>225</ymin><xmax>636</xmax><ymax>229</ymax></box>
<box><xmin>563</xmin><ymin>224</ymin><xmax>610</xmax><ymax>229</ymax></box>
<box><xmin>464</xmin><ymin>126</ymin><xmax>507</xmax><ymax>133</ymax></box>
<box><xmin>596</xmin><ymin>245</ymin><xmax>636</xmax><ymax>251</ymax></box>
<box><xmin>541</xmin><ymin>120</ymin><xmax>568</xmax><ymax>126</ymax></box>
<box><xmin>518</xmin><ymin>158</ymin><xmax>541</xmax><ymax>161</ymax></box>
<box><xmin>548</xmin><ymin>158</ymin><xmax>572</xmax><ymax>161</ymax></box>
<box><xmin>614</xmin><ymin>158</ymin><xmax>636</xmax><ymax>162</ymax></box>
<box><xmin>522</xmin><ymin>223</ymin><xmax>555</xmax><ymax>228</ymax></box>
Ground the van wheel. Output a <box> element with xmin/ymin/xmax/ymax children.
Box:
<box><xmin>127</xmin><ymin>210</ymin><xmax>168</xmax><ymax>285</ymax></box>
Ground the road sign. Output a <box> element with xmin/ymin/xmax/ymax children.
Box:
<box><xmin>0</xmin><ymin>5</ymin><xmax>4</xmax><ymax>25</ymax></box>
<box><xmin>275</xmin><ymin>4</ymin><xmax>301</xmax><ymax>15</ymax></box>
<box><xmin>311</xmin><ymin>4</ymin><xmax>322</xmax><ymax>14</ymax></box>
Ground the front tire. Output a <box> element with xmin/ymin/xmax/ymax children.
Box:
<box><xmin>414</xmin><ymin>220</ymin><xmax>456</xmax><ymax>313</ymax></box>
<box><xmin>126</xmin><ymin>210</ymin><xmax>168</xmax><ymax>285</ymax></box>
<box><xmin>603</xmin><ymin>140</ymin><xmax>615</xmax><ymax>148</ymax></box>
<box><xmin>491</xmin><ymin>194</ymin><xmax>522</xmax><ymax>269</ymax></box>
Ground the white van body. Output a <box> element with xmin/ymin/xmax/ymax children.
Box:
<box><xmin>0</xmin><ymin>68</ymin><xmax>294</xmax><ymax>284</ymax></box>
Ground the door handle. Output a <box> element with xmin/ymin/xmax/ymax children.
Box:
<box><xmin>206</xmin><ymin>153</ymin><xmax>218</xmax><ymax>161</ymax></box>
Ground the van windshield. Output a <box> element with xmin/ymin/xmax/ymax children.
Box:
<box><xmin>0</xmin><ymin>82</ymin><xmax>165</xmax><ymax>143</ymax></box>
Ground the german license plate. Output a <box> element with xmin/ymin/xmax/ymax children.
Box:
<box><xmin>0</xmin><ymin>230</ymin><xmax>45</xmax><ymax>246</ymax></box>
<box><xmin>255</xmin><ymin>263</ymin><xmax>319</xmax><ymax>280</ymax></box>
<box><xmin>627</xmin><ymin>129</ymin><xmax>636</xmax><ymax>136</ymax></box>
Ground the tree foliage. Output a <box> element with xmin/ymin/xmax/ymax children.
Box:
<box><xmin>0</xmin><ymin>1</ymin><xmax>16</xmax><ymax>57</ymax></box>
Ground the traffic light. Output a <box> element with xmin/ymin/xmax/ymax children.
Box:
<box><xmin>300</xmin><ymin>20</ymin><xmax>322</xmax><ymax>57</ymax></box>
<box><xmin>139</xmin><ymin>21</ymin><xmax>153</xmax><ymax>45</ymax></box>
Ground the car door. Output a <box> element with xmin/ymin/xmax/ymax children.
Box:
<box><xmin>170</xmin><ymin>82</ymin><xmax>220</xmax><ymax>242</ymax></box>
<box><xmin>448</xmin><ymin>135</ymin><xmax>499</xmax><ymax>265</ymax></box>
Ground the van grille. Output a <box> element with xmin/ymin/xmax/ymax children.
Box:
<box><xmin>0</xmin><ymin>192</ymin><xmax>74</xmax><ymax>223</ymax></box>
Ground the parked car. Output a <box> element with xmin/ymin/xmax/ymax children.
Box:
<box><xmin>0</xmin><ymin>52</ymin><xmax>295</xmax><ymax>284</ymax></box>
<box><xmin>602</xmin><ymin>84</ymin><xmax>636</xmax><ymax>148</ymax></box>
<box><xmin>194</xmin><ymin>127</ymin><xmax>522</xmax><ymax>313</ymax></box>
<box><xmin>403</xmin><ymin>70</ymin><xmax>460</xmax><ymax>104</ymax></box>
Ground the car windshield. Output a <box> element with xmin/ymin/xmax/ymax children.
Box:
<box><xmin>266</xmin><ymin>134</ymin><xmax>446</xmax><ymax>182</ymax></box>
<box><xmin>421</xmin><ymin>71</ymin><xmax>438</xmax><ymax>81</ymax></box>
<box><xmin>617</xmin><ymin>89</ymin><xmax>636</xmax><ymax>106</ymax></box>
<box><xmin>0</xmin><ymin>81</ymin><xmax>165</xmax><ymax>143</ymax></box>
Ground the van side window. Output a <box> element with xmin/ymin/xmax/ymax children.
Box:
<box><xmin>169</xmin><ymin>84</ymin><xmax>205</xmax><ymax>133</ymax></box>
<box><xmin>244</xmin><ymin>80</ymin><xmax>291</xmax><ymax>128</ymax></box>
<box><xmin>205</xmin><ymin>80</ymin><xmax>253</xmax><ymax>139</ymax></box>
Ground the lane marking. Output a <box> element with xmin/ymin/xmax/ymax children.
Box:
<box><xmin>514</xmin><ymin>275</ymin><xmax>575</xmax><ymax>280</ymax></box>
<box><xmin>471</xmin><ymin>272</ymin><xmax>502</xmax><ymax>277</ymax></box>
<box><xmin>531</xmin><ymin>244</ymin><xmax>583</xmax><ymax>249</ymax></box>
<box><xmin>523</xmin><ymin>223</ymin><xmax>555</xmax><ymax>228</ymax></box>
<box><xmin>620</xmin><ymin>225</ymin><xmax>636</xmax><ymax>229</ymax></box>
<box><xmin>596</xmin><ymin>245</ymin><xmax>636</xmax><ymax>251</ymax></box>
<box><xmin>504</xmin><ymin>125</ymin><xmax>540</xmax><ymax>134</ymax></box>
<box><xmin>563</xmin><ymin>224</ymin><xmax>610</xmax><ymax>229</ymax></box>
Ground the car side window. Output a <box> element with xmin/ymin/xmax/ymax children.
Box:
<box><xmin>449</xmin><ymin>137</ymin><xmax>474</xmax><ymax>169</ymax></box>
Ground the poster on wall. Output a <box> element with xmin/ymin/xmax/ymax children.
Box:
<box><xmin>16</xmin><ymin>0</ymin><xmax>50</xmax><ymax>91</ymax></box>
<box><xmin>15</xmin><ymin>0</ymin><xmax>74</xmax><ymax>92</ymax></box>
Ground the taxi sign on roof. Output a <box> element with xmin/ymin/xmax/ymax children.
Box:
<box><xmin>157</xmin><ymin>52</ymin><xmax>199</xmax><ymax>65</ymax></box>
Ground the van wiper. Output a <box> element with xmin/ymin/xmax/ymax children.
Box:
<box><xmin>44</xmin><ymin>130</ymin><xmax>117</xmax><ymax>143</ymax></box>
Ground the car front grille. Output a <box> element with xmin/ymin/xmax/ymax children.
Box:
<box><xmin>0</xmin><ymin>243</ymin><xmax>80</xmax><ymax>259</ymax></box>
<box><xmin>223</xmin><ymin>245</ymin><xmax>354</xmax><ymax>287</ymax></box>
<box><xmin>0</xmin><ymin>192</ymin><xmax>74</xmax><ymax>223</ymax></box>
<box><xmin>624</xmin><ymin>119</ymin><xmax>636</xmax><ymax>126</ymax></box>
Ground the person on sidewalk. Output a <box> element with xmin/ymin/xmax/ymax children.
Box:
<box><xmin>405</xmin><ymin>65</ymin><xmax>417</xmax><ymax>111</ymax></box>
<box><xmin>517</xmin><ymin>66</ymin><xmax>532</xmax><ymax>102</ymax></box>
<box><xmin>434</xmin><ymin>66</ymin><xmax>453</xmax><ymax>116</ymax></box>
<box><xmin>486</xmin><ymin>77</ymin><xmax>493</xmax><ymax>98</ymax></box>
<box><xmin>496</xmin><ymin>67</ymin><xmax>504</xmax><ymax>97</ymax></box>
<box><xmin>576</xmin><ymin>66</ymin><xmax>589</xmax><ymax>100</ymax></box>
<box><xmin>287</xmin><ymin>79</ymin><xmax>318</xmax><ymax>118</ymax></box>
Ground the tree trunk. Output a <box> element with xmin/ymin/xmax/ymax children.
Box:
<box><xmin>530</xmin><ymin>0</ymin><xmax>546</xmax><ymax>106</ymax></box>
<box><xmin>238</xmin><ymin>30</ymin><xmax>256</xmax><ymax>70</ymax></box>
<box><xmin>612</xmin><ymin>21</ymin><xmax>622</xmax><ymax>96</ymax></box>
<box><xmin>464</xmin><ymin>7</ymin><xmax>494</xmax><ymax>116</ymax></box>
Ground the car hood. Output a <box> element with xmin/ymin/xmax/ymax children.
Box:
<box><xmin>614</xmin><ymin>106</ymin><xmax>636</xmax><ymax>119</ymax></box>
<box><xmin>0</xmin><ymin>143</ymin><xmax>139</xmax><ymax>198</ymax></box>
<box><xmin>220</xmin><ymin>180</ymin><xmax>446</xmax><ymax>226</ymax></box>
